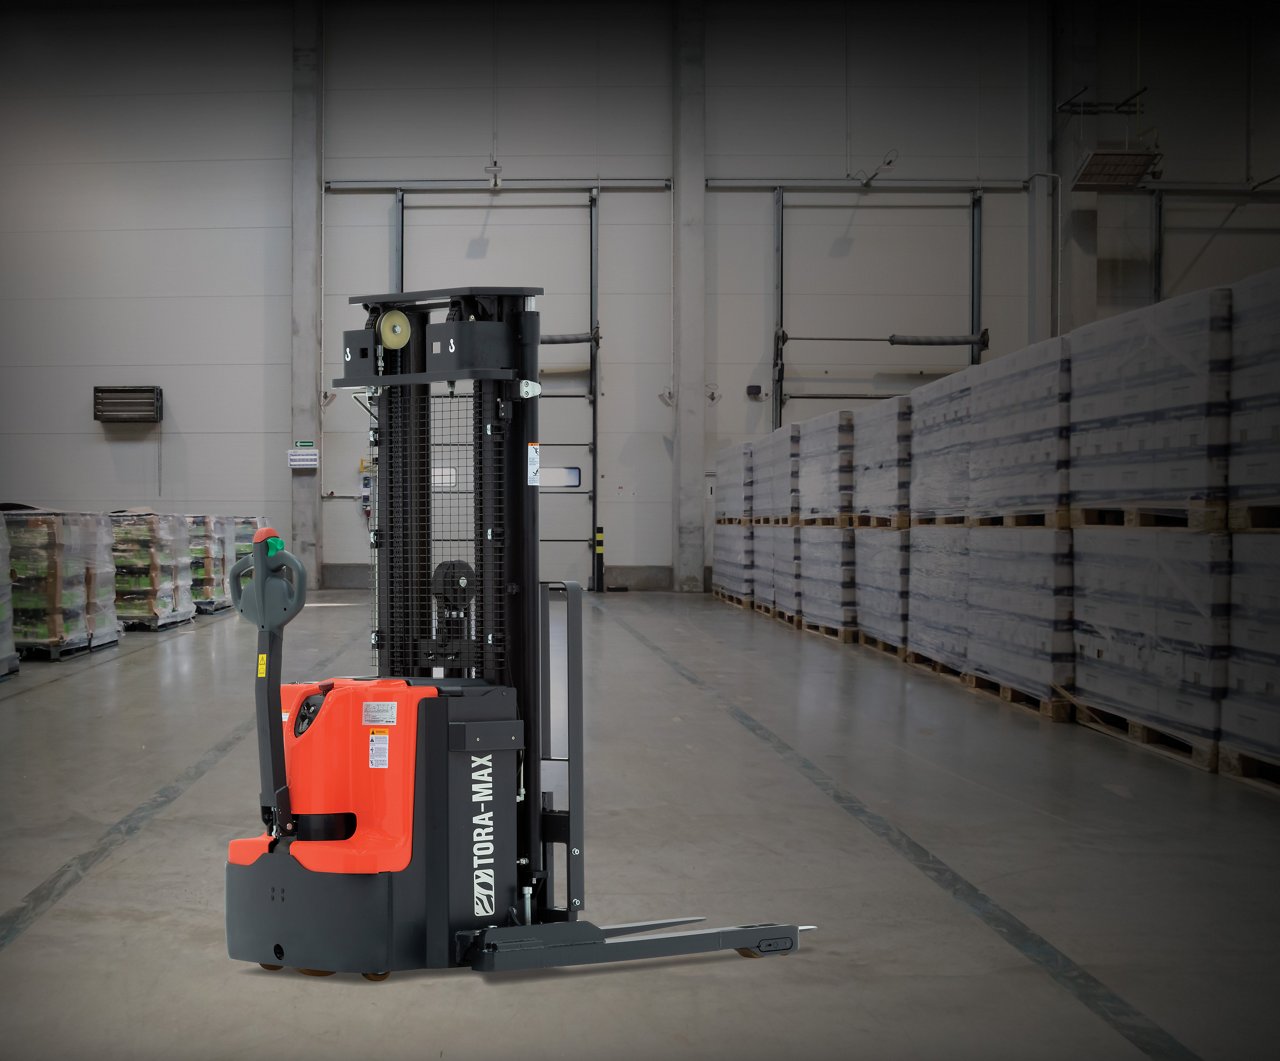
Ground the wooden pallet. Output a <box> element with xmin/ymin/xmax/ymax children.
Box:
<box><xmin>751</xmin><ymin>515</ymin><xmax>799</xmax><ymax>526</ymax></box>
<box><xmin>1070</xmin><ymin>502</ymin><xmax>1227</xmax><ymax>532</ymax></box>
<box><xmin>1218</xmin><ymin>744</ymin><xmax>1280</xmax><ymax>796</ymax></box>
<box><xmin>195</xmin><ymin>600</ymin><xmax>233</xmax><ymax>615</ymax></box>
<box><xmin>962</xmin><ymin>673</ymin><xmax>1072</xmax><ymax>722</ymax></box>
<box><xmin>774</xmin><ymin>608</ymin><xmax>802</xmax><ymax>630</ymax></box>
<box><xmin>17</xmin><ymin>636</ymin><xmax>119</xmax><ymax>662</ymax></box>
<box><xmin>1073</xmin><ymin>701</ymin><xmax>1217</xmax><ymax>772</ymax></box>
<box><xmin>714</xmin><ymin>517</ymin><xmax>754</xmax><ymax>526</ymax></box>
<box><xmin>910</xmin><ymin>515</ymin><xmax>966</xmax><ymax>527</ymax></box>
<box><xmin>857</xmin><ymin>630</ymin><xmax>907</xmax><ymax>659</ymax></box>
<box><xmin>711</xmin><ymin>588</ymin><xmax>753</xmax><ymax>611</ymax></box>
<box><xmin>850</xmin><ymin>513</ymin><xmax>910</xmax><ymax>529</ymax></box>
<box><xmin>967</xmin><ymin>509</ymin><xmax>1071</xmax><ymax>529</ymax></box>
<box><xmin>802</xmin><ymin>620</ymin><xmax>856</xmax><ymax>644</ymax></box>
<box><xmin>122</xmin><ymin>615</ymin><xmax>196</xmax><ymax>633</ymax></box>
<box><xmin>904</xmin><ymin>649</ymin><xmax>964</xmax><ymax>678</ymax></box>
<box><xmin>753</xmin><ymin>600</ymin><xmax>778</xmax><ymax>618</ymax></box>
<box><xmin>1228</xmin><ymin>503</ymin><xmax>1280</xmax><ymax>531</ymax></box>
<box><xmin>798</xmin><ymin>515</ymin><xmax>854</xmax><ymax>528</ymax></box>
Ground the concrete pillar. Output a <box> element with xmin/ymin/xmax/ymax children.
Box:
<box><xmin>1026</xmin><ymin>0</ymin><xmax>1054</xmax><ymax>342</ymax></box>
<box><xmin>1053</xmin><ymin>2</ymin><xmax>1099</xmax><ymax>332</ymax></box>
<box><xmin>671</xmin><ymin>1</ymin><xmax>706</xmax><ymax>592</ymax></box>
<box><xmin>291</xmin><ymin>0</ymin><xmax>323</xmax><ymax>582</ymax></box>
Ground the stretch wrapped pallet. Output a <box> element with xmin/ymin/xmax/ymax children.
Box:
<box><xmin>1228</xmin><ymin>268</ymin><xmax>1280</xmax><ymax>511</ymax></box>
<box><xmin>799</xmin><ymin>527</ymin><xmax>855</xmax><ymax>629</ymax></box>
<box><xmin>967</xmin><ymin>338</ymin><xmax>1069</xmax><ymax>517</ymax></box>
<box><xmin>233</xmin><ymin>515</ymin><xmax>268</xmax><ymax>563</ymax></box>
<box><xmin>966</xmin><ymin>529</ymin><xmax>1072</xmax><ymax>700</ymax></box>
<box><xmin>112</xmin><ymin>513</ymin><xmax>196</xmax><ymax>627</ymax></box>
<box><xmin>711</xmin><ymin>522</ymin><xmax>753</xmax><ymax>601</ymax></box>
<box><xmin>752</xmin><ymin>425</ymin><xmax>799</xmax><ymax>521</ymax></box>
<box><xmin>907</xmin><ymin>526</ymin><xmax>969</xmax><ymax>669</ymax></box>
<box><xmin>852</xmin><ymin>396</ymin><xmax>911</xmax><ymax>518</ymax></box>
<box><xmin>1068</xmin><ymin>288</ymin><xmax>1231</xmax><ymax>508</ymax></box>
<box><xmin>770</xmin><ymin>526</ymin><xmax>800</xmax><ymax>617</ymax></box>
<box><xmin>4</xmin><ymin>510</ymin><xmax>118</xmax><ymax>654</ymax></box>
<box><xmin>0</xmin><ymin>518</ymin><xmax>16</xmax><ymax>675</ymax></box>
<box><xmin>910</xmin><ymin>373</ymin><xmax>970</xmax><ymax>519</ymax></box>
<box><xmin>752</xmin><ymin>525</ymin><xmax>777</xmax><ymax>608</ymax></box>
<box><xmin>186</xmin><ymin>514</ymin><xmax>232</xmax><ymax>610</ymax></box>
<box><xmin>855</xmin><ymin>529</ymin><xmax>908</xmax><ymax>647</ymax></box>
<box><xmin>1221</xmin><ymin>535</ymin><xmax>1280</xmax><ymax>761</ymax></box>
<box><xmin>797</xmin><ymin>411</ymin><xmax>853</xmax><ymax>520</ymax></box>
<box><xmin>1073</xmin><ymin>529</ymin><xmax>1227</xmax><ymax>743</ymax></box>
<box><xmin>714</xmin><ymin>441</ymin><xmax>753</xmax><ymax>521</ymax></box>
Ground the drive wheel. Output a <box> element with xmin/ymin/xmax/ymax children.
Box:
<box><xmin>362</xmin><ymin>971</ymin><xmax>391</xmax><ymax>982</ymax></box>
<box><xmin>259</xmin><ymin>963</ymin><xmax>284</xmax><ymax>971</ymax></box>
<box><xmin>297</xmin><ymin>968</ymin><xmax>335</xmax><ymax>977</ymax></box>
<box><xmin>735</xmin><ymin>948</ymin><xmax>763</xmax><ymax>959</ymax></box>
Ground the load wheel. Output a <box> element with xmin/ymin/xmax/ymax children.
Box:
<box><xmin>259</xmin><ymin>963</ymin><xmax>284</xmax><ymax>971</ymax></box>
<box><xmin>735</xmin><ymin>948</ymin><xmax>763</xmax><ymax>959</ymax></box>
<box><xmin>362</xmin><ymin>971</ymin><xmax>391</xmax><ymax>982</ymax></box>
<box><xmin>297</xmin><ymin>968</ymin><xmax>335</xmax><ymax>977</ymax></box>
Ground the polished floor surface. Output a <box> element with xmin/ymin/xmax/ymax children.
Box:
<box><xmin>0</xmin><ymin>591</ymin><xmax>1276</xmax><ymax>1060</ymax></box>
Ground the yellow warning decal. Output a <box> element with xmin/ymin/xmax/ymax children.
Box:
<box><xmin>257</xmin><ymin>653</ymin><xmax>267</xmax><ymax>678</ymax></box>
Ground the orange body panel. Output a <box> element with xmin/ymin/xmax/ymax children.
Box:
<box><xmin>226</xmin><ymin>678</ymin><xmax>435</xmax><ymax>874</ymax></box>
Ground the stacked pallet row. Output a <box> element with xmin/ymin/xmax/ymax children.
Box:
<box><xmin>3</xmin><ymin>511</ymin><xmax>120</xmax><ymax>658</ymax></box>
<box><xmin>187</xmin><ymin>514</ymin><xmax>234</xmax><ymax>613</ymax></box>
<box><xmin>1221</xmin><ymin>268</ymin><xmax>1280</xmax><ymax>782</ymax></box>
<box><xmin>112</xmin><ymin>512</ymin><xmax>196</xmax><ymax>629</ymax></box>
<box><xmin>907</xmin><ymin>372</ymin><xmax>970</xmax><ymax>674</ymax></box>
<box><xmin>1069</xmin><ymin>288</ymin><xmax>1232</xmax><ymax>769</ymax></box>
<box><xmin>233</xmin><ymin>515</ymin><xmax>268</xmax><ymax>564</ymax></box>
<box><xmin>962</xmin><ymin>338</ymin><xmax>1073</xmax><ymax>719</ymax></box>
<box><xmin>0</xmin><ymin>518</ymin><xmax>17</xmax><ymax>676</ymax></box>
<box><xmin>851</xmin><ymin>397</ymin><xmax>911</xmax><ymax>655</ymax></box>
<box><xmin>796</xmin><ymin>411</ymin><xmax>855</xmax><ymax>639</ymax></box>
<box><xmin>711</xmin><ymin>443</ymin><xmax>753</xmax><ymax>606</ymax></box>
<box><xmin>751</xmin><ymin>425</ymin><xmax>799</xmax><ymax>619</ymax></box>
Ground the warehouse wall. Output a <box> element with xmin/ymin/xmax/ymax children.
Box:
<box><xmin>3</xmin><ymin>1</ymin><xmax>1278</xmax><ymax>585</ymax></box>
<box><xmin>0</xmin><ymin>3</ymin><xmax>294</xmax><ymax>530</ymax></box>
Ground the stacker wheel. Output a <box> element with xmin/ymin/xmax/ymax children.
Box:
<box><xmin>297</xmin><ymin>968</ymin><xmax>335</xmax><ymax>976</ymax></box>
<box><xmin>259</xmin><ymin>963</ymin><xmax>284</xmax><ymax>971</ymax></box>
<box><xmin>735</xmin><ymin>948</ymin><xmax>763</xmax><ymax>959</ymax></box>
<box><xmin>362</xmin><ymin>972</ymin><xmax>391</xmax><ymax>982</ymax></box>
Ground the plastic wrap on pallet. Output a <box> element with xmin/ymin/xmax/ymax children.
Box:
<box><xmin>771</xmin><ymin>526</ymin><xmax>801</xmax><ymax>616</ymax></box>
<box><xmin>1229</xmin><ymin>268</ymin><xmax>1280</xmax><ymax>508</ymax></box>
<box><xmin>1073</xmin><ymin>529</ymin><xmax>1227</xmax><ymax>742</ymax></box>
<box><xmin>83</xmin><ymin>513</ymin><xmax>119</xmax><ymax>647</ymax></box>
<box><xmin>798</xmin><ymin>527</ymin><xmax>855</xmax><ymax>629</ymax></box>
<box><xmin>112</xmin><ymin>513</ymin><xmax>197</xmax><ymax>626</ymax></box>
<box><xmin>714</xmin><ymin>441</ymin><xmax>754</xmax><ymax>521</ymax></box>
<box><xmin>967</xmin><ymin>338</ymin><xmax>1069</xmax><ymax>516</ymax></box>
<box><xmin>907</xmin><ymin>526</ymin><xmax>969</xmax><ymax>669</ymax></box>
<box><xmin>1068</xmin><ymin>287</ymin><xmax>1231</xmax><ymax>508</ymax></box>
<box><xmin>752</xmin><ymin>425</ymin><xmax>800</xmax><ymax>520</ymax></box>
<box><xmin>852</xmin><ymin>396</ymin><xmax>911</xmax><ymax>518</ymax></box>
<box><xmin>186</xmin><ymin>514</ymin><xmax>231</xmax><ymax>609</ymax></box>
<box><xmin>711</xmin><ymin>522</ymin><xmax>753</xmax><ymax>600</ymax></box>
<box><xmin>233</xmin><ymin>515</ymin><xmax>268</xmax><ymax>563</ymax></box>
<box><xmin>910</xmin><ymin>373</ymin><xmax>970</xmax><ymax>518</ymax></box>
<box><xmin>854</xmin><ymin>529</ymin><xmax>909</xmax><ymax>647</ymax></box>
<box><xmin>2</xmin><ymin>510</ymin><xmax>112</xmax><ymax>653</ymax></box>
<box><xmin>797</xmin><ymin>410</ymin><xmax>854</xmax><ymax>519</ymax></box>
<box><xmin>0</xmin><ymin>517</ymin><xmax>17</xmax><ymax>675</ymax></box>
<box><xmin>752</xmin><ymin>525</ymin><xmax>777</xmax><ymax>607</ymax></box>
<box><xmin>1221</xmin><ymin>534</ymin><xmax>1280</xmax><ymax>759</ymax></box>
<box><xmin>965</xmin><ymin>529</ymin><xmax>1072</xmax><ymax>701</ymax></box>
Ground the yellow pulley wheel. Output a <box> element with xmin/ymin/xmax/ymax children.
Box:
<box><xmin>378</xmin><ymin>309</ymin><xmax>411</xmax><ymax>350</ymax></box>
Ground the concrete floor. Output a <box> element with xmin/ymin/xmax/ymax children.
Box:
<box><xmin>0</xmin><ymin>591</ymin><xmax>1276</xmax><ymax>1060</ymax></box>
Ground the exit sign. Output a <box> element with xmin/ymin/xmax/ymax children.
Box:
<box><xmin>293</xmin><ymin>440</ymin><xmax>315</xmax><ymax>448</ymax></box>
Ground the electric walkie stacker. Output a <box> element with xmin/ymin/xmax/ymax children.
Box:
<box><xmin>225</xmin><ymin>287</ymin><xmax>803</xmax><ymax>978</ymax></box>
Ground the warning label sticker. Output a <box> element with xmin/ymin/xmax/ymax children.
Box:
<box><xmin>369</xmin><ymin>729</ymin><xmax>390</xmax><ymax>769</ymax></box>
<box><xmin>527</xmin><ymin>442</ymin><xmax>540</xmax><ymax>486</ymax></box>
<box><xmin>362</xmin><ymin>701</ymin><xmax>397</xmax><ymax>726</ymax></box>
<box><xmin>257</xmin><ymin>654</ymin><xmax>267</xmax><ymax>678</ymax></box>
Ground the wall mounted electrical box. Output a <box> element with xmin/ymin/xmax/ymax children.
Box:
<box><xmin>94</xmin><ymin>386</ymin><xmax>163</xmax><ymax>423</ymax></box>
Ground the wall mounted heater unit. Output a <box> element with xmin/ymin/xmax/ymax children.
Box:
<box><xmin>94</xmin><ymin>386</ymin><xmax>163</xmax><ymax>423</ymax></box>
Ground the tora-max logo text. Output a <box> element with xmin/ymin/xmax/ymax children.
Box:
<box><xmin>471</xmin><ymin>755</ymin><xmax>496</xmax><ymax>917</ymax></box>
